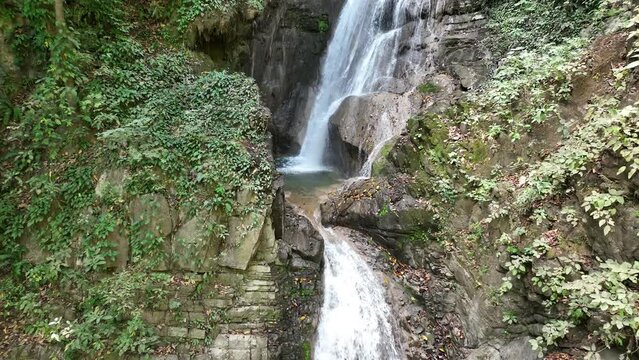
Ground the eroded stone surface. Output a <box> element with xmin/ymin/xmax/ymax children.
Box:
<box><xmin>218</xmin><ymin>212</ymin><xmax>268</xmax><ymax>271</ymax></box>
<box><xmin>173</xmin><ymin>214</ymin><xmax>220</xmax><ymax>272</ymax></box>
<box><xmin>95</xmin><ymin>168</ymin><xmax>130</xmax><ymax>200</ymax></box>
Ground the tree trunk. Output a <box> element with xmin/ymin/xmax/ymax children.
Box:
<box><xmin>53</xmin><ymin>0</ymin><xmax>75</xmax><ymax>109</ymax></box>
<box><xmin>54</xmin><ymin>0</ymin><xmax>65</xmax><ymax>27</ymax></box>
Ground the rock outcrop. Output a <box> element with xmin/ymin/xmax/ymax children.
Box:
<box><xmin>247</xmin><ymin>0</ymin><xmax>345</xmax><ymax>155</ymax></box>
<box><xmin>319</xmin><ymin>21</ymin><xmax>639</xmax><ymax>360</ymax></box>
<box><xmin>323</xmin><ymin>0</ymin><xmax>490</xmax><ymax>174</ymax></box>
<box><xmin>271</xmin><ymin>204</ymin><xmax>324</xmax><ymax>359</ymax></box>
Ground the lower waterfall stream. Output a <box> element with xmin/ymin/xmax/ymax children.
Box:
<box><xmin>284</xmin><ymin>173</ymin><xmax>403</xmax><ymax>359</ymax></box>
<box><xmin>314</xmin><ymin>225</ymin><xmax>402</xmax><ymax>360</ymax></box>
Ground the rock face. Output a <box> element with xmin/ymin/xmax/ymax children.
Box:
<box><xmin>247</xmin><ymin>0</ymin><xmax>345</xmax><ymax>155</ymax></box>
<box><xmin>321</xmin><ymin>0</ymin><xmax>490</xmax><ymax>175</ymax></box>
<box><xmin>271</xmin><ymin>204</ymin><xmax>324</xmax><ymax>359</ymax></box>
<box><xmin>317</xmin><ymin>20</ymin><xmax>639</xmax><ymax>360</ymax></box>
<box><xmin>327</xmin><ymin>92</ymin><xmax>421</xmax><ymax>175</ymax></box>
<box><xmin>433</xmin><ymin>0</ymin><xmax>491</xmax><ymax>90</ymax></box>
<box><xmin>248</xmin><ymin>0</ymin><xmax>490</xmax><ymax>164</ymax></box>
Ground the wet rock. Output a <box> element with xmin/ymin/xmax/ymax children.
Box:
<box><xmin>466</xmin><ymin>337</ymin><xmax>537</xmax><ymax>360</ymax></box>
<box><xmin>327</xmin><ymin>92</ymin><xmax>420</xmax><ymax>175</ymax></box>
<box><xmin>272</xmin><ymin>204</ymin><xmax>324</xmax><ymax>359</ymax></box>
<box><xmin>247</xmin><ymin>0</ymin><xmax>346</xmax><ymax>155</ymax></box>
<box><xmin>281</xmin><ymin>204</ymin><xmax>324</xmax><ymax>263</ymax></box>
<box><xmin>321</xmin><ymin>177</ymin><xmax>438</xmax><ymax>254</ymax></box>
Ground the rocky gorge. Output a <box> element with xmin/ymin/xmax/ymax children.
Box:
<box><xmin>1</xmin><ymin>0</ymin><xmax>639</xmax><ymax>359</ymax></box>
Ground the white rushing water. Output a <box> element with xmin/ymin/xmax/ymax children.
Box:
<box><xmin>314</xmin><ymin>226</ymin><xmax>402</xmax><ymax>360</ymax></box>
<box><xmin>280</xmin><ymin>0</ymin><xmax>425</xmax><ymax>173</ymax></box>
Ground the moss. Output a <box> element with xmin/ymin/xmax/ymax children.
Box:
<box><xmin>465</xmin><ymin>138</ymin><xmax>490</xmax><ymax>164</ymax></box>
<box><xmin>408</xmin><ymin>113</ymin><xmax>449</xmax><ymax>155</ymax></box>
<box><xmin>318</xmin><ymin>17</ymin><xmax>329</xmax><ymax>33</ymax></box>
<box><xmin>417</xmin><ymin>81</ymin><xmax>440</xmax><ymax>94</ymax></box>
<box><xmin>407</xmin><ymin>229</ymin><xmax>431</xmax><ymax>244</ymax></box>
<box><xmin>371</xmin><ymin>141</ymin><xmax>396</xmax><ymax>176</ymax></box>
<box><xmin>302</xmin><ymin>341</ymin><xmax>312</xmax><ymax>360</ymax></box>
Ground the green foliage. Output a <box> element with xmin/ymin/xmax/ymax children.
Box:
<box><xmin>530</xmin><ymin>207</ymin><xmax>548</xmax><ymax>225</ymax></box>
<box><xmin>409</xmin><ymin>229</ymin><xmax>432</xmax><ymax>244</ymax></box>
<box><xmin>529</xmin><ymin>320</ymin><xmax>576</xmax><ymax>357</ymax></box>
<box><xmin>516</xmin><ymin>100</ymin><xmax>638</xmax><ymax>210</ymax></box>
<box><xmin>502</xmin><ymin>310</ymin><xmax>519</xmax><ymax>325</ymax></box>
<box><xmin>433</xmin><ymin>178</ymin><xmax>458</xmax><ymax>203</ymax></box>
<box><xmin>560</xmin><ymin>206</ymin><xmax>582</xmax><ymax>227</ymax></box>
<box><xmin>527</xmin><ymin>260</ymin><xmax>639</xmax><ymax>358</ymax></box>
<box><xmin>466</xmin><ymin>175</ymin><xmax>497</xmax><ymax>202</ymax></box>
<box><xmin>499</xmin><ymin>229</ymin><xmax>639</xmax><ymax>357</ymax></box>
<box><xmin>608</xmin><ymin>104</ymin><xmax>639</xmax><ymax>179</ymax></box>
<box><xmin>467</xmin><ymin>39</ymin><xmax>586</xmax><ymax>141</ymax></box>
<box><xmin>401</xmin><ymin>1</ymin><xmax>639</xmax><ymax>357</ymax></box>
<box><xmin>1</xmin><ymin>0</ymin><xmax>274</xmax><ymax>357</ymax></box>
<box><xmin>176</xmin><ymin>0</ymin><xmax>265</xmax><ymax>32</ymax></box>
<box><xmin>486</xmin><ymin>0</ymin><xmax>601</xmax><ymax>55</ymax></box>
<box><xmin>62</xmin><ymin>271</ymin><xmax>170</xmax><ymax>357</ymax></box>
<box><xmin>582</xmin><ymin>189</ymin><xmax>625</xmax><ymax>235</ymax></box>
<box><xmin>96</xmin><ymin>48</ymin><xmax>274</xmax><ymax>217</ymax></box>
<box><xmin>303</xmin><ymin>341</ymin><xmax>312</xmax><ymax>360</ymax></box>
<box><xmin>378</xmin><ymin>202</ymin><xmax>391</xmax><ymax>217</ymax></box>
<box><xmin>318</xmin><ymin>18</ymin><xmax>329</xmax><ymax>33</ymax></box>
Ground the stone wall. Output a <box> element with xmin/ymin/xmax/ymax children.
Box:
<box><xmin>10</xmin><ymin>176</ymin><xmax>325</xmax><ymax>359</ymax></box>
<box><xmin>140</xmin><ymin>262</ymin><xmax>279</xmax><ymax>360</ymax></box>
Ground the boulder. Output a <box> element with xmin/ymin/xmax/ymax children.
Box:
<box><xmin>321</xmin><ymin>176</ymin><xmax>438</xmax><ymax>254</ymax></box>
<box><xmin>327</xmin><ymin>92</ymin><xmax>419</xmax><ymax>174</ymax></box>
<box><xmin>282</xmin><ymin>205</ymin><xmax>324</xmax><ymax>263</ymax></box>
<box><xmin>278</xmin><ymin>205</ymin><xmax>324</xmax><ymax>267</ymax></box>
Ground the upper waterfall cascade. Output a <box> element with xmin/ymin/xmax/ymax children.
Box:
<box><xmin>280</xmin><ymin>0</ymin><xmax>432</xmax><ymax>174</ymax></box>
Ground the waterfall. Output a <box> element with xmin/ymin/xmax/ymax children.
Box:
<box><xmin>314</xmin><ymin>226</ymin><xmax>402</xmax><ymax>360</ymax></box>
<box><xmin>277</xmin><ymin>0</ymin><xmax>438</xmax><ymax>357</ymax></box>
<box><xmin>280</xmin><ymin>0</ymin><xmax>418</xmax><ymax>174</ymax></box>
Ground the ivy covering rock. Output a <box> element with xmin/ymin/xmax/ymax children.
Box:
<box><xmin>1</xmin><ymin>0</ymin><xmax>276</xmax><ymax>358</ymax></box>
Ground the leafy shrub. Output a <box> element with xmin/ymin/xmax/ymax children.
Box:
<box><xmin>582</xmin><ymin>189</ymin><xmax>625</xmax><ymax>235</ymax></box>
<box><xmin>516</xmin><ymin>100</ymin><xmax>638</xmax><ymax>210</ymax></box>
<box><xmin>176</xmin><ymin>0</ymin><xmax>265</xmax><ymax>32</ymax></box>
<box><xmin>528</xmin><ymin>260</ymin><xmax>639</xmax><ymax>358</ymax></box>
<box><xmin>486</xmin><ymin>0</ymin><xmax>601</xmax><ymax>55</ymax></box>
